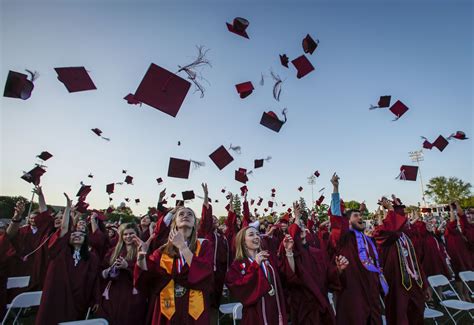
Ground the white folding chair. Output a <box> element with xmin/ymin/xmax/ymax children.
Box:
<box><xmin>232</xmin><ymin>303</ymin><xmax>243</xmax><ymax>325</ymax></box>
<box><xmin>424</xmin><ymin>303</ymin><xmax>444</xmax><ymax>324</ymax></box>
<box><xmin>59</xmin><ymin>319</ymin><xmax>109</xmax><ymax>325</ymax></box>
<box><xmin>1</xmin><ymin>291</ymin><xmax>42</xmax><ymax>325</ymax></box>
<box><xmin>218</xmin><ymin>302</ymin><xmax>240</xmax><ymax>325</ymax></box>
<box><xmin>459</xmin><ymin>271</ymin><xmax>474</xmax><ymax>298</ymax></box>
<box><xmin>428</xmin><ymin>274</ymin><xmax>474</xmax><ymax>324</ymax></box>
<box><xmin>6</xmin><ymin>276</ymin><xmax>30</xmax><ymax>290</ymax></box>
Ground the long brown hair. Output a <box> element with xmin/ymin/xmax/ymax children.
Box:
<box><xmin>159</xmin><ymin>207</ymin><xmax>198</xmax><ymax>258</ymax></box>
<box><xmin>109</xmin><ymin>223</ymin><xmax>139</xmax><ymax>266</ymax></box>
<box><xmin>234</xmin><ymin>226</ymin><xmax>260</xmax><ymax>261</ymax></box>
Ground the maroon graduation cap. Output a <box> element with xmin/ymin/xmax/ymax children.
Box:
<box><xmin>421</xmin><ymin>137</ymin><xmax>433</xmax><ymax>150</ymax></box>
<box><xmin>432</xmin><ymin>135</ymin><xmax>449</xmax><ymax>152</ymax></box>
<box><xmin>156</xmin><ymin>177</ymin><xmax>163</xmax><ymax>184</ymax></box>
<box><xmin>254</xmin><ymin>157</ymin><xmax>272</xmax><ymax>169</ymax></box>
<box><xmin>302</xmin><ymin>34</ymin><xmax>319</xmax><ymax>55</ymax></box>
<box><xmin>397</xmin><ymin>165</ymin><xmax>418</xmax><ymax>181</ymax></box>
<box><xmin>91</xmin><ymin>128</ymin><xmax>110</xmax><ymax>141</ymax></box>
<box><xmin>124</xmin><ymin>175</ymin><xmax>133</xmax><ymax>185</ymax></box>
<box><xmin>240</xmin><ymin>186</ymin><xmax>248</xmax><ymax>196</ymax></box>
<box><xmin>314</xmin><ymin>170</ymin><xmax>320</xmax><ymax>177</ymax></box>
<box><xmin>124</xmin><ymin>93</ymin><xmax>141</xmax><ymax>105</ymax></box>
<box><xmin>389</xmin><ymin>100</ymin><xmax>409</xmax><ymax>121</ymax></box>
<box><xmin>209</xmin><ymin>145</ymin><xmax>234</xmax><ymax>170</ymax></box>
<box><xmin>167</xmin><ymin>157</ymin><xmax>204</xmax><ymax>179</ymax></box>
<box><xmin>370</xmin><ymin>95</ymin><xmax>392</xmax><ymax>109</ymax></box>
<box><xmin>135</xmin><ymin>199</ymin><xmax>140</xmax><ymax>204</ymax></box>
<box><xmin>292</xmin><ymin>55</ymin><xmax>315</xmax><ymax>79</ymax></box>
<box><xmin>298</xmin><ymin>186</ymin><xmax>303</xmax><ymax>192</ymax></box>
<box><xmin>3</xmin><ymin>70</ymin><xmax>36</xmax><ymax>100</ymax></box>
<box><xmin>134</xmin><ymin>63</ymin><xmax>191</xmax><ymax>117</ymax></box>
<box><xmin>76</xmin><ymin>184</ymin><xmax>92</xmax><ymax>200</ymax></box>
<box><xmin>21</xmin><ymin>166</ymin><xmax>46</xmax><ymax>185</ymax></box>
<box><xmin>448</xmin><ymin>131</ymin><xmax>469</xmax><ymax>140</ymax></box>
<box><xmin>280</xmin><ymin>54</ymin><xmax>289</xmax><ymax>68</ymax></box>
<box><xmin>37</xmin><ymin>151</ymin><xmax>53</xmax><ymax>161</ymax></box>
<box><xmin>182</xmin><ymin>190</ymin><xmax>195</xmax><ymax>201</ymax></box>
<box><xmin>226</xmin><ymin>17</ymin><xmax>250</xmax><ymax>39</ymax></box>
<box><xmin>54</xmin><ymin>67</ymin><xmax>96</xmax><ymax>92</ymax></box>
<box><xmin>316</xmin><ymin>195</ymin><xmax>325</xmax><ymax>206</ymax></box>
<box><xmin>235</xmin><ymin>82</ymin><xmax>254</xmax><ymax>99</ymax></box>
<box><xmin>106</xmin><ymin>183</ymin><xmax>115</xmax><ymax>195</ymax></box>
<box><xmin>260</xmin><ymin>109</ymin><xmax>287</xmax><ymax>133</ymax></box>
<box><xmin>235</xmin><ymin>169</ymin><xmax>248</xmax><ymax>184</ymax></box>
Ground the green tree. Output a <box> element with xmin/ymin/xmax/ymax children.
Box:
<box><xmin>344</xmin><ymin>200</ymin><xmax>361</xmax><ymax>211</ymax></box>
<box><xmin>314</xmin><ymin>203</ymin><xmax>329</xmax><ymax>222</ymax></box>
<box><xmin>425</xmin><ymin>177</ymin><xmax>472</xmax><ymax>204</ymax></box>
<box><xmin>233</xmin><ymin>194</ymin><xmax>242</xmax><ymax>216</ymax></box>
<box><xmin>460</xmin><ymin>196</ymin><xmax>474</xmax><ymax>209</ymax></box>
<box><xmin>0</xmin><ymin>196</ymin><xmax>38</xmax><ymax>219</ymax></box>
<box><xmin>105</xmin><ymin>205</ymin><xmax>136</xmax><ymax>223</ymax></box>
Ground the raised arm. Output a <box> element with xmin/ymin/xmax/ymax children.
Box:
<box><xmin>156</xmin><ymin>188</ymin><xmax>166</xmax><ymax>211</ymax></box>
<box><xmin>34</xmin><ymin>185</ymin><xmax>47</xmax><ymax>213</ymax></box>
<box><xmin>7</xmin><ymin>200</ymin><xmax>25</xmax><ymax>238</ymax></box>
<box><xmin>198</xmin><ymin>183</ymin><xmax>213</xmax><ymax>237</ymax></box>
<box><xmin>330</xmin><ymin>173</ymin><xmax>342</xmax><ymax>217</ymax></box>
<box><xmin>61</xmin><ymin>193</ymin><xmax>72</xmax><ymax>238</ymax></box>
<box><xmin>242</xmin><ymin>192</ymin><xmax>251</xmax><ymax>228</ymax></box>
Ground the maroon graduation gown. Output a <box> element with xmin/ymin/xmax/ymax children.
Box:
<box><xmin>0</xmin><ymin>234</ymin><xmax>16</xmax><ymax>319</ymax></box>
<box><xmin>96</xmin><ymin>247</ymin><xmax>147</xmax><ymax>325</ymax></box>
<box><xmin>197</xmin><ymin>204</ymin><xmax>229</xmax><ymax>308</ymax></box>
<box><xmin>134</xmin><ymin>239</ymin><xmax>214</xmax><ymax>325</ymax></box>
<box><xmin>89</xmin><ymin>227</ymin><xmax>110</xmax><ymax>261</ymax></box>
<box><xmin>445</xmin><ymin>217</ymin><xmax>473</xmax><ymax>276</ymax></box>
<box><xmin>35</xmin><ymin>230</ymin><xmax>100</xmax><ymax>325</ymax></box>
<box><xmin>373</xmin><ymin>211</ymin><xmax>426</xmax><ymax>325</ymax></box>
<box><xmin>413</xmin><ymin>222</ymin><xmax>450</xmax><ymax>277</ymax></box>
<box><xmin>279</xmin><ymin>223</ymin><xmax>338</xmax><ymax>325</ymax></box>
<box><xmin>226</xmin><ymin>255</ymin><xmax>288</xmax><ymax>325</ymax></box>
<box><xmin>329</xmin><ymin>215</ymin><xmax>383</xmax><ymax>325</ymax></box>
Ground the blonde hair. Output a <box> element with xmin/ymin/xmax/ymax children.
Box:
<box><xmin>234</xmin><ymin>226</ymin><xmax>260</xmax><ymax>261</ymax></box>
<box><xmin>109</xmin><ymin>223</ymin><xmax>138</xmax><ymax>266</ymax></box>
<box><xmin>159</xmin><ymin>207</ymin><xmax>198</xmax><ymax>258</ymax></box>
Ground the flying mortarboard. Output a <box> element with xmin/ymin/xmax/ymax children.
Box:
<box><xmin>291</xmin><ymin>55</ymin><xmax>314</xmax><ymax>79</ymax></box>
<box><xmin>37</xmin><ymin>151</ymin><xmax>53</xmax><ymax>161</ymax></box>
<box><xmin>124</xmin><ymin>175</ymin><xmax>133</xmax><ymax>184</ymax></box>
<box><xmin>235</xmin><ymin>82</ymin><xmax>254</xmax><ymax>99</ymax></box>
<box><xmin>21</xmin><ymin>166</ymin><xmax>46</xmax><ymax>185</ymax></box>
<box><xmin>314</xmin><ymin>170</ymin><xmax>320</xmax><ymax>177</ymax></box>
<box><xmin>448</xmin><ymin>131</ymin><xmax>469</xmax><ymax>140</ymax></box>
<box><xmin>240</xmin><ymin>186</ymin><xmax>248</xmax><ymax>196</ymax></box>
<box><xmin>235</xmin><ymin>169</ymin><xmax>248</xmax><ymax>184</ymax></box>
<box><xmin>135</xmin><ymin>199</ymin><xmax>140</xmax><ymax>204</ymax></box>
<box><xmin>316</xmin><ymin>195</ymin><xmax>325</xmax><ymax>206</ymax></box>
<box><xmin>156</xmin><ymin>177</ymin><xmax>163</xmax><ymax>184</ymax></box>
<box><xmin>54</xmin><ymin>67</ymin><xmax>96</xmax><ymax>92</ymax></box>
<box><xmin>302</xmin><ymin>34</ymin><xmax>319</xmax><ymax>55</ymax></box>
<box><xmin>421</xmin><ymin>137</ymin><xmax>433</xmax><ymax>149</ymax></box>
<box><xmin>298</xmin><ymin>186</ymin><xmax>303</xmax><ymax>192</ymax></box>
<box><xmin>88</xmin><ymin>173</ymin><xmax>94</xmax><ymax>178</ymax></box>
<box><xmin>268</xmin><ymin>201</ymin><xmax>274</xmax><ymax>208</ymax></box>
<box><xmin>167</xmin><ymin>157</ymin><xmax>205</xmax><ymax>179</ymax></box>
<box><xmin>124</xmin><ymin>93</ymin><xmax>141</xmax><ymax>106</ymax></box>
<box><xmin>397</xmin><ymin>165</ymin><xmax>418</xmax><ymax>181</ymax></box>
<box><xmin>226</xmin><ymin>17</ymin><xmax>250</xmax><ymax>39</ymax></box>
<box><xmin>260</xmin><ymin>109</ymin><xmax>288</xmax><ymax>133</ymax></box>
<box><xmin>369</xmin><ymin>96</ymin><xmax>391</xmax><ymax>110</ymax></box>
<box><xmin>91</xmin><ymin>128</ymin><xmax>110</xmax><ymax>141</ymax></box>
<box><xmin>280</xmin><ymin>54</ymin><xmax>289</xmax><ymax>68</ymax></box>
<box><xmin>209</xmin><ymin>145</ymin><xmax>234</xmax><ymax>170</ymax></box>
<box><xmin>182</xmin><ymin>190</ymin><xmax>195</xmax><ymax>201</ymax></box>
<box><xmin>106</xmin><ymin>183</ymin><xmax>115</xmax><ymax>195</ymax></box>
<box><xmin>389</xmin><ymin>100</ymin><xmax>409</xmax><ymax>121</ymax></box>
<box><xmin>432</xmin><ymin>135</ymin><xmax>449</xmax><ymax>152</ymax></box>
<box><xmin>3</xmin><ymin>70</ymin><xmax>37</xmax><ymax>100</ymax></box>
<box><xmin>76</xmin><ymin>184</ymin><xmax>92</xmax><ymax>200</ymax></box>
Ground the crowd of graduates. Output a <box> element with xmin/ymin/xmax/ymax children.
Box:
<box><xmin>0</xmin><ymin>174</ymin><xmax>473</xmax><ymax>325</ymax></box>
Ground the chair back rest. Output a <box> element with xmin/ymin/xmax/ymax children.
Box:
<box><xmin>58</xmin><ymin>319</ymin><xmax>109</xmax><ymax>325</ymax></box>
<box><xmin>459</xmin><ymin>271</ymin><xmax>474</xmax><ymax>282</ymax></box>
<box><xmin>233</xmin><ymin>303</ymin><xmax>243</xmax><ymax>320</ymax></box>
<box><xmin>428</xmin><ymin>275</ymin><xmax>449</xmax><ymax>288</ymax></box>
<box><xmin>6</xmin><ymin>276</ymin><xmax>30</xmax><ymax>289</ymax></box>
<box><xmin>10</xmin><ymin>291</ymin><xmax>42</xmax><ymax>308</ymax></box>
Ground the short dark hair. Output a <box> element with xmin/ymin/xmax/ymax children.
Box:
<box><xmin>344</xmin><ymin>209</ymin><xmax>361</xmax><ymax>218</ymax></box>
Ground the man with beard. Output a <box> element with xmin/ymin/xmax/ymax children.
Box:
<box><xmin>329</xmin><ymin>173</ymin><xmax>386</xmax><ymax>325</ymax></box>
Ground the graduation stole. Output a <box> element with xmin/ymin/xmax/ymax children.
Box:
<box><xmin>159</xmin><ymin>240</ymin><xmax>204</xmax><ymax>320</ymax></box>
<box><xmin>396</xmin><ymin>233</ymin><xmax>423</xmax><ymax>291</ymax></box>
<box><xmin>352</xmin><ymin>230</ymin><xmax>389</xmax><ymax>295</ymax></box>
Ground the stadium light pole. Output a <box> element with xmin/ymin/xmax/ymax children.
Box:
<box><xmin>409</xmin><ymin>150</ymin><xmax>426</xmax><ymax>206</ymax></box>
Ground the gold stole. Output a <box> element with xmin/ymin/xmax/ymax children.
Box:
<box><xmin>159</xmin><ymin>240</ymin><xmax>205</xmax><ymax>320</ymax></box>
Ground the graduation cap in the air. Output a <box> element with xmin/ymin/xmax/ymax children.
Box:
<box><xmin>369</xmin><ymin>96</ymin><xmax>391</xmax><ymax>110</ymax></box>
<box><xmin>292</xmin><ymin>55</ymin><xmax>314</xmax><ymax>79</ymax></box>
<box><xmin>298</xmin><ymin>186</ymin><xmax>303</xmax><ymax>192</ymax></box>
<box><xmin>76</xmin><ymin>184</ymin><xmax>92</xmax><ymax>200</ymax></box>
<box><xmin>260</xmin><ymin>109</ymin><xmax>288</xmax><ymax>133</ymax></box>
<box><xmin>280</xmin><ymin>54</ymin><xmax>289</xmax><ymax>68</ymax></box>
<box><xmin>421</xmin><ymin>137</ymin><xmax>434</xmax><ymax>149</ymax></box>
<box><xmin>4</xmin><ymin>70</ymin><xmax>38</xmax><ymax>100</ymax></box>
<box><xmin>124</xmin><ymin>176</ymin><xmax>133</xmax><ymax>185</ymax></box>
<box><xmin>21</xmin><ymin>166</ymin><xmax>46</xmax><ymax>185</ymax></box>
<box><xmin>389</xmin><ymin>100</ymin><xmax>409</xmax><ymax>121</ymax></box>
<box><xmin>209</xmin><ymin>145</ymin><xmax>234</xmax><ymax>170</ymax></box>
<box><xmin>182</xmin><ymin>190</ymin><xmax>195</xmax><ymax>201</ymax></box>
<box><xmin>254</xmin><ymin>156</ymin><xmax>271</xmax><ymax>169</ymax></box>
<box><xmin>235</xmin><ymin>82</ymin><xmax>254</xmax><ymax>99</ymax></box>
<box><xmin>167</xmin><ymin>157</ymin><xmax>205</xmax><ymax>179</ymax></box>
<box><xmin>156</xmin><ymin>177</ymin><xmax>163</xmax><ymax>184</ymax></box>
<box><xmin>235</xmin><ymin>168</ymin><xmax>249</xmax><ymax>184</ymax></box>
<box><xmin>91</xmin><ymin>128</ymin><xmax>110</xmax><ymax>141</ymax></box>
<box><xmin>54</xmin><ymin>67</ymin><xmax>96</xmax><ymax>92</ymax></box>
<box><xmin>397</xmin><ymin>165</ymin><xmax>418</xmax><ymax>181</ymax></box>
<box><xmin>302</xmin><ymin>34</ymin><xmax>319</xmax><ymax>54</ymax></box>
<box><xmin>226</xmin><ymin>17</ymin><xmax>250</xmax><ymax>39</ymax></box>
<box><xmin>316</xmin><ymin>195</ymin><xmax>325</xmax><ymax>206</ymax></box>
<box><xmin>135</xmin><ymin>199</ymin><xmax>140</xmax><ymax>204</ymax></box>
<box><xmin>240</xmin><ymin>186</ymin><xmax>248</xmax><ymax>196</ymax></box>
<box><xmin>432</xmin><ymin>135</ymin><xmax>449</xmax><ymax>152</ymax></box>
<box><xmin>314</xmin><ymin>170</ymin><xmax>320</xmax><ymax>177</ymax></box>
<box><xmin>37</xmin><ymin>151</ymin><xmax>53</xmax><ymax>161</ymax></box>
<box><xmin>448</xmin><ymin>131</ymin><xmax>469</xmax><ymax>140</ymax></box>
<box><xmin>106</xmin><ymin>183</ymin><xmax>115</xmax><ymax>195</ymax></box>
<box><xmin>124</xmin><ymin>93</ymin><xmax>141</xmax><ymax>106</ymax></box>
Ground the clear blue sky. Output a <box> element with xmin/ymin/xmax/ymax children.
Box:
<box><xmin>1</xmin><ymin>0</ymin><xmax>472</xmax><ymax>217</ymax></box>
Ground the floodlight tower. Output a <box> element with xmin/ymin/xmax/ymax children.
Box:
<box><xmin>409</xmin><ymin>150</ymin><xmax>426</xmax><ymax>206</ymax></box>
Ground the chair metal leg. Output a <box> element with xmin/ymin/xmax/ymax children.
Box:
<box><xmin>13</xmin><ymin>307</ymin><xmax>22</xmax><ymax>325</ymax></box>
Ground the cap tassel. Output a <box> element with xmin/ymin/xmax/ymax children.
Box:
<box><xmin>264</xmin><ymin>156</ymin><xmax>272</xmax><ymax>162</ymax></box>
<box><xmin>101</xmin><ymin>136</ymin><xmax>110</xmax><ymax>141</ymax></box>
<box><xmin>271</xmin><ymin>71</ymin><xmax>283</xmax><ymax>101</ymax></box>
<box><xmin>25</xmin><ymin>69</ymin><xmax>39</xmax><ymax>82</ymax></box>
<box><xmin>281</xmin><ymin>108</ymin><xmax>288</xmax><ymax>123</ymax></box>
<box><xmin>392</xmin><ymin>115</ymin><xmax>401</xmax><ymax>122</ymax></box>
<box><xmin>396</xmin><ymin>170</ymin><xmax>406</xmax><ymax>180</ymax></box>
<box><xmin>318</xmin><ymin>187</ymin><xmax>325</xmax><ymax>193</ymax></box>
<box><xmin>190</xmin><ymin>159</ymin><xmax>206</xmax><ymax>169</ymax></box>
<box><xmin>228</xmin><ymin>144</ymin><xmax>242</xmax><ymax>154</ymax></box>
<box><xmin>369</xmin><ymin>104</ymin><xmax>379</xmax><ymax>110</ymax></box>
<box><xmin>259</xmin><ymin>73</ymin><xmax>265</xmax><ymax>86</ymax></box>
<box><xmin>177</xmin><ymin>45</ymin><xmax>212</xmax><ymax>98</ymax></box>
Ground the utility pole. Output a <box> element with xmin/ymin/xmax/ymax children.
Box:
<box><xmin>307</xmin><ymin>174</ymin><xmax>316</xmax><ymax>206</ymax></box>
<box><xmin>409</xmin><ymin>150</ymin><xmax>426</xmax><ymax>206</ymax></box>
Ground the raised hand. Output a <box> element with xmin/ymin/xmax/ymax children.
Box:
<box><xmin>64</xmin><ymin>193</ymin><xmax>72</xmax><ymax>207</ymax></box>
<box><xmin>331</xmin><ymin>173</ymin><xmax>339</xmax><ymax>187</ymax></box>
<box><xmin>255</xmin><ymin>250</ymin><xmax>269</xmax><ymax>265</ymax></box>
<box><xmin>158</xmin><ymin>188</ymin><xmax>166</xmax><ymax>202</ymax></box>
<box><xmin>201</xmin><ymin>183</ymin><xmax>208</xmax><ymax>196</ymax></box>
<box><xmin>115</xmin><ymin>256</ymin><xmax>128</xmax><ymax>269</ymax></box>
<box><xmin>169</xmin><ymin>228</ymin><xmax>186</xmax><ymax>250</ymax></box>
<box><xmin>336</xmin><ymin>255</ymin><xmax>349</xmax><ymax>273</ymax></box>
<box><xmin>13</xmin><ymin>200</ymin><xmax>26</xmax><ymax>220</ymax></box>
<box><xmin>33</xmin><ymin>185</ymin><xmax>43</xmax><ymax>196</ymax></box>
<box><xmin>283</xmin><ymin>234</ymin><xmax>294</xmax><ymax>252</ymax></box>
